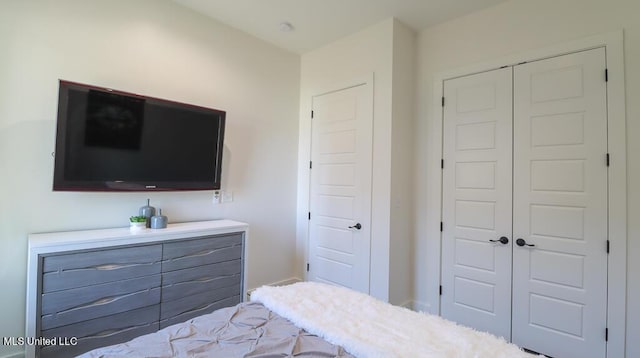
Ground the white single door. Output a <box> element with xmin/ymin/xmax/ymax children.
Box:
<box><xmin>512</xmin><ymin>48</ymin><xmax>608</xmax><ymax>357</ymax></box>
<box><xmin>441</xmin><ymin>67</ymin><xmax>513</xmax><ymax>339</ymax></box>
<box><xmin>308</xmin><ymin>83</ymin><xmax>373</xmax><ymax>294</ymax></box>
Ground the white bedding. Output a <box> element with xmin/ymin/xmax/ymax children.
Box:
<box><xmin>251</xmin><ymin>282</ymin><xmax>537</xmax><ymax>358</ymax></box>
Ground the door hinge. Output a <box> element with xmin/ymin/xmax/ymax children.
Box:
<box><xmin>606</xmin><ymin>153</ymin><xmax>610</xmax><ymax>167</ymax></box>
<box><xmin>607</xmin><ymin>240</ymin><xmax>610</xmax><ymax>254</ymax></box>
<box><xmin>439</xmin><ymin>285</ymin><xmax>443</xmax><ymax>295</ymax></box>
<box><xmin>440</xmin><ymin>222</ymin><xmax>443</xmax><ymax>232</ymax></box>
<box><xmin>605</xmin><ymin>328</ymin><xmax>609</xmax><ymax>341</ymax></box>
<box><xmin>307</xmin><ymin>263</ymin><xmax>310</xmax><ymax>272</ymax></box>
<box><xmin>310</xmin><ymin>161</ymin><xmax>312</xmax><ymax>169</ymax></box>
<box><xmin>605</xmin><ymin>69</ymin><xmax>609</xmax><ymax>82</ymax></box>
<box><xmin>441</xmin><ymin>159</ymin><xmax>444</xmax><ymax>169</ymax></box>
<box><xmin>441</xmin><ymin>97</ymin><xmax>445</xmax><ymax>107</ymax></box>
<box><xmin>308</xmin><ymin>212</ymin><xmax>311</xmax><ymax>220</ymax></box>
<box><xmin>311</xmin><ymin>110</ymin><xmax>314</xmax><ymax>119</ymax></box>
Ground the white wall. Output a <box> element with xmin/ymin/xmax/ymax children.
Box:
<box><xmin>296</xmin><ymin>18</ymin><xmax>415</xmax><ymax>305</ymax></box>
<box><xmin>389</xmin><ymin>20</ymin><xmax>416</xmax><ymax>307</ymax></box>
<box><xmin>0</xmin><ymin>1</ymin><xmax>300</xmax><ymax>357</ymax></box>
<box><xmin>413</xmin><ymin>0</ymin><xmax>640</xmax><ymax>355</ymax></box>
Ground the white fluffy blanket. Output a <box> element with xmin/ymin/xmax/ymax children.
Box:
<box><xmin>251</xmin><ymin>282</ymin><xmax>536</xmax><ymax>358</ymax></box>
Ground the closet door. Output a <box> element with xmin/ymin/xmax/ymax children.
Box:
<box><xmin>441</xmin><ymin>67</ymin><xmax>513</xmax><ymax>340</ymax></box>
<box><xmin>512</xmin><ymin>48</ymin><xmax>608</xmax><ymax>357</ymax></box>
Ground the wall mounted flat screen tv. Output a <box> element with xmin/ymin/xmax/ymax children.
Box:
<box><xmin>53</xmin><ymin>80</ymin><xmax>226</xmax><ymax>191</ymax></box>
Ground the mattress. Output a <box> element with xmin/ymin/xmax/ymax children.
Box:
<box><xmin>78</xmin><ymin>301</ymin><xmax>353</xmax><ymax>357</ymax></box>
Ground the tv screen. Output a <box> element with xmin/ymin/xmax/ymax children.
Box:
<box><xmin>53</xmin><ymin>80</ymin><xmax>226</xmax><ymax>191</ymax></box>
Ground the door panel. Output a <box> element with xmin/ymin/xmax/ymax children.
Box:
<box><xmin>512</xmin><ymin>48</ymin><xmax>608</xmax><ymax>357</ymax></box>
<box><xmin>308</xmin><ymin>84</ymin><xmax>373</xmax><ymax>294</ymax></box>
<box><xmin>441</xmin><ymin>67</ymin><xmax>513</xmax><ymax>340</ymax></box>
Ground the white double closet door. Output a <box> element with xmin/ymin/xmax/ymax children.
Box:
<box><xmin>441</xmin><ymin>48</ymin><xmax>608</xmax><ymax>358</ymax></box>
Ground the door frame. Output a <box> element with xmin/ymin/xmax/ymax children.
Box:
<box><xmin>427</xmin><ymin>31</ymin><xmax>627</xmax><ymax>357</ymax></box>
<box><xmin>299</xmin><ymin>73</ymin><xmax>375</xmax><ymax>288</ymax></box>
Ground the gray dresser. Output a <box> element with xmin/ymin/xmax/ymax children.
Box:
<box><xmin>26</xmin><ymin>220</ymin><xmax>248</xmax><ymax>358</ymax></box>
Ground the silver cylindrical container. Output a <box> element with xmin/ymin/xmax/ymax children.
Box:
<box><xmin>150</xmin><ymin>208</ymin><xmax>168</xmax><ymax>229</ymax></box>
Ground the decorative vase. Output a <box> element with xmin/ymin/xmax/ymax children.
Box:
<box><xmin>150</xmin><ymin>209</ymin><xmax>168</xmax><ymax>229</ymax></box>
<box><xmin>139</xmin><ymin>199</ymin><xmax>156</xmax><ymax>228</ymax></box>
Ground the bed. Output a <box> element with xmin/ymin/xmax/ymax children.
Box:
<box><xmin>79</xmin><ymin>282</ymin><xmax>537</xmax><ymax>357</ymax></box>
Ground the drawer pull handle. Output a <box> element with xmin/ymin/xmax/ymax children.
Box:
<box><xmin>94</xmin><ymin>264</ymin><xmax>128</xmax><ymax>270</ymax></box>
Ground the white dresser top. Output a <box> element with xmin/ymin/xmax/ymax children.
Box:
<box><xmin>28</xmin><ymin>219</ymin><xmax>248</xmax><ymax>253</ymax></box>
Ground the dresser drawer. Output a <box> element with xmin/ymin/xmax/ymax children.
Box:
<box><xmin>42</xmin><ymin>245</ymin><xmax>162</xmax><ymax>293</ymax></box>
<box><xmin>160</xmin><ymin>288</ymin><xmax>241</xmax><ymax>329</ymax></box>
<box><xmin>40</xmin><ymin>304</ymin><xmax>159</xmax><ymax>358</ymax></box>
<box><xmin>162</xmin><ymin>233</ymin><xmax>242</xmax><ymax>272</ymax></box>
<box><xmin>41</xmin><ymin>274</ymin><xmax>161</xmax><ymax>330</ymax></box>
<box><xmin>161</xmin><ymin>259</ymin><xmax>241</xmax><ymax>302</ymax></box>
<box><xmin>159</xmin><ymin>296</ymin><xmax>240</xmax><ymax>330</ymax></box>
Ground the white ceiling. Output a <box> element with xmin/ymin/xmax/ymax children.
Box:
<box><xmin>173</xmin><ymin>0</ymin><xmax>509</xmax><ymax>54</ymax></box>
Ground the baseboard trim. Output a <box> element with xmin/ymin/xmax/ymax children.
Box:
<box><xmin>399</xmin><ymin>300</ymin><xmax>414</xmax><ymax>310</ymax></box>
<box><xmin>246</xmin><ymin>277</ymin><xmax>302</xmax><ymax>300</ymax></box>
<box><xmin>393</xmin><ymin>299</ymin><xmax>432</xmax><ymax>313</ymax></box>
<box><xmin>411</xmin><ymin>300</ymin><xmax>432</xmax><ymax>313</ymax></box>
